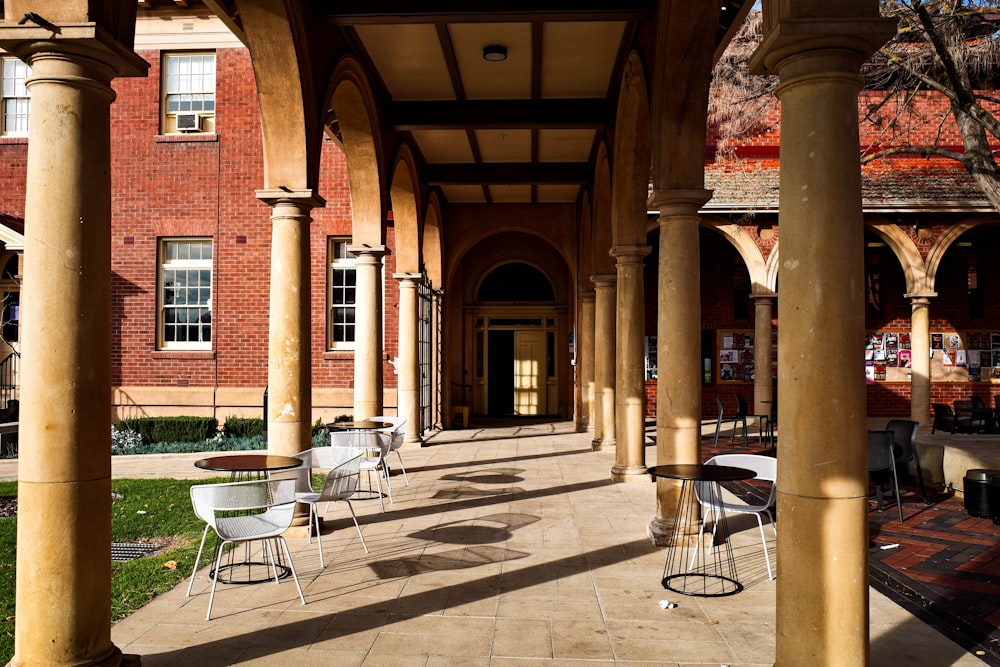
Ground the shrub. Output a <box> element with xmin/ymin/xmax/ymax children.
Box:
<box><xmin>116</xmin><ymin>416</ymin><xmax>218</xmax><ymax>444</ymax></box>
<box><xmin>110</xmin><ymin>425</ymin><xmax>144</xmax><ymax>455</ymax></box>
<box><xmin>222</xmin><ymin>416</ymin><xmax>265</xmax><ymax>439</ymax></box>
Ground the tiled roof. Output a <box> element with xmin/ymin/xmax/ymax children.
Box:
<box><xmin>700</xmin><ymin>156</ymin><xmax>993</xmax><ymax>214</ymax></box>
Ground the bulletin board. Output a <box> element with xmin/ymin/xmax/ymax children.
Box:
<box><xmin>865</xmin><ymin>329</ymin><xmax>1000</xmax><ymax>383</ymax></box>
<box><xmin>717</xmin><ymin>330</ymin><xmax>756</xmax><ymax>383</ymax></box>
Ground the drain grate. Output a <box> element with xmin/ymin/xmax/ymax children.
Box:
<box><xmin>111</xmin><ymin>542</ymin><xmax>160</xmax><ymax>562</ymax></box>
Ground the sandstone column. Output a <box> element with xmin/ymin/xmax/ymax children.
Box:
<box><xmin>395</xmin><ymin>272</ymin><xmax>424</xmax><ymax>445</ymax></box>
<box><xmin>611</xmin><ymin>245</ymin><xmax>650</xmax><ymax>482</ymax></box>
<box><xmin>751</xmin><ymin>7</ymin><xmax>895</xmax><ymax>664</ymax></box>
<box><xmin>350</xmin><ymin>245</ymin><xmax>386</xmax><ymax>420</ymax></box>
<box><xmin>591</xmin><ymin>274</ymin><xmax>616</xmax><ymax>450</ymax></box>
<box><xmin>908</xmin><ymin>295</ymin><xmax>932</xmax><ymax>424</ymax></box>
<box><xmin>577</xmin><ymin>290</ymin><xmax>596</xmax><ymax>433</ymax></box>
<box><xmin>753</xmin><ymin>293</ymin><xmax>776</xmax><ymax>416</ymax></box>
<box><xmin>647</xmin><ymin>191</ymin><xmax>710</xmax><ymax>543</ymax></box>
<box><xmin>0</xmin><ymin>31</ymin><xmax>147</xmax><ymax>667</ymax></box>
<box><xmin>259</xmin><ymin>191</ymin><xmax>323</xmax><ymax>459</ymax></box>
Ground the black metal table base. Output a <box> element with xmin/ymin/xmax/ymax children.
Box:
<box><xmin>209</xmin><ymin>540</ymin><xmax>290</xmax><ymax>584</ymax></box>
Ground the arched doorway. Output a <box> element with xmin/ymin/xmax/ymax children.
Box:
<box><xmin>475</xmin><ymin>262</ymin><xmax>558</xmax><ymax>416</ymax></box>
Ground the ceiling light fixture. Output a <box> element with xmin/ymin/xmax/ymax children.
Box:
<box><xmin>483</xmin><ymin>45</ymin><xmax>508</xmax><ymax>62</ymax></box>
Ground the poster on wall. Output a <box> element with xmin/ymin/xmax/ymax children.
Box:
<box><xmin>932</xmin><ymin>333</ymin><xmax>944</xmax><ymax>349</ymax></box>
<box><xmin>898</xmin><ymin>349</ymin><xmax>911</xmax><ymax>368</ymax></box>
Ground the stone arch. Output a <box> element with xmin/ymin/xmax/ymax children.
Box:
<box><xmin>925</xmin><ymin>216</ymin><xmax>991</xmax><ymax>294</ymax></box>
<box><xmin>238</xmin><ymin>0</ymin><xmax>323</xmax><ymax>189</ymax></box>
<box><xmin>866</xmin><ymin>217</ymin><xmax>930</xmax><ymax>295</ymax></box>
<box><xmin>611</xmin><ymin>52</ymin><xmax>651</xmax><ymax>249</ymax></box>
<box><xmin>592</xmin><ymin>141</ymin><xmax>614</xmax><ymax>275</ymax></box>
<box><xmin>390</xmin><ymin>143</ymin><xmax>421</xmax><ymax>274</ymax></box>
<box><xmin>422</xmin><ymin>191</ymin><xmax>444</xmax><ymax>288</ymax></box>
<box><xmin>458</xmin><ymin>232</ymin><xmax>571</xmax><ymax>305</ymax></box>
<box><xmin>702</xmin><ymin>216</ymin><xmax>771</xmax><ymax>293</ymax></box>
<box><xmin>578</xmin><ymin>189</ymin><xmax>594</xmax><ymax>289</ymax></box>
<box><xmin>326</xmin><ymin>56</ymin><xmax>386</xmax><ymax>245</ymax></box>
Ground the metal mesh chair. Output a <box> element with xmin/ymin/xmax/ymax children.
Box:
<box><xmin>294</xmin><ymin>448</ymin><xmax>368</xmax><ymax>565</ymax></box>
<box><xmin>884</xmin><ymin>419</ymin><xmax>927</xmax><ymax>503</ymax></box>
<box><xmin>868</xmin><ymin>430</ymin><xmax>903</xmax><ymax>523</ymax></box>
<box><xmin>186</xmin><ymin>478</ymin><xmax>306</xmax><ymax>619</ymax></box>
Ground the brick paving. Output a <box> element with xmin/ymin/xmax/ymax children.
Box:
<box><xmin>703</xmin><ymin>433</ymin><xmax>1000</xmax><ymax>666</ymax></box>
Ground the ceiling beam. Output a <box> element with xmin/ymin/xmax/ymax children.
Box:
<box><xmin>387</xmin><ymin>99</ymin><xmax>613</xmax><ymax>130</ymax></box>
<box><xmin>423</xmin><ymin>162</ymin><xmax>591</xmax><ymax>185</ymax></box>
<box><xmin>317</xmin><ymin>0</ymin><xmax>653</xmax><ymax>25</ymax></box>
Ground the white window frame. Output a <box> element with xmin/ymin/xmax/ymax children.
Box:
<box><xmin>162</xmin><ymin>52</ymin><xmax>216</xmax><ymax>134</ymax></box>
<box><xmin>1</xmin><ymin>57</ymin><xmax>30</xmax><ymax>137</ymax></box>
<box><xmin>327</xmin><ymin>238</ymin><xmax>357</xmax><ymax>350</ymax></box>
<box><xmin>158</xmin><ymin>238</ymin><xmax>213</xmax><ymax>351</ymax></box>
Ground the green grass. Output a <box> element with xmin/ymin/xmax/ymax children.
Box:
<box><xmin>0</xmin><ymin>477</ymin><xmax>227</xmax><ymax>664</ymax></box>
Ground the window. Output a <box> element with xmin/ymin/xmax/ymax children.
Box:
<box><xmin>159</xmin><ymin>239</ymin><xmax>212</xmax><ymax>350</ymax></box>
<box><xmin>1</xmin><ymin>57</ymin><xmax>30</xmax><ymax>136</ymax></box>
<box><xmin>162</xmin><ymin>53</ymin><xmax>216</xmax><ymax>134</ymax></box>
<box><xmin>328</xmin><ymin>239</ymin><xmax>357</xmax><ymax>349</ymax></box>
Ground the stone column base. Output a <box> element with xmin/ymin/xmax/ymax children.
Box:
<box><xmin>646</xmin><ymin>517</ymin><xmax>699</xmax><ymax>547</ymax></box>
<box><xmin>610</xmin><ymin>465</ymin><xmax>649</xmax><ymax>483</ymax></box>
<box><xmin>592</xmin><ymin>438</ymin><xmax>615</xmax><ymax>451</ymax></box>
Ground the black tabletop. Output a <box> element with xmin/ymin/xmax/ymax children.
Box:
<box><xmin>194</xmin><ymin>454</ymin><xmax>303</xmax><ymax>473</ymax></box>
<box><xmin>648</xmin><ymin>464</ymin><xmax>755</xmax><ymax>483</ymax></box>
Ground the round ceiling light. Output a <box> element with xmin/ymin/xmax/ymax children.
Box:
<box><xmin>483</xmin><ymin>45</ymin><xmax>508</xmax><ymax>62</ymax></box>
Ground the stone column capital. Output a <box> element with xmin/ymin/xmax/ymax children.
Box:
<box><xmin>751</xmin><ymin>291</ymin><xmax>778</xmax><ymax>302</ymax></box>
<box><xmin>578</xmin><ymin>289</ymin><xmax>596</xmax><ymax>303</ymax></box>
<box><xmin>348</xmin><ymin>244</ymin><xmax>388</xmax><ymax>260</ymax></box>
<box><xmin>749</xmin><ymin>17</ymin><xmax>896</xmax><ymax>78</ymax></box>
<box><xmin>393</xmin><ymin>272</ymin><xmax>424</xmax><ymax>284</ymax></box>
<box><xmin>649</xmin><ymin>188</ymin><xmax>713</xmax><ymax>216</ymax></box>
<box><xmin>591</xmin><ymin>273</ymin><xmax>617</xmax><ymax>288</ymax></box>
<box><xmin>905</xmin><ymin>292</ymin><xmax>936</xmax><ymax>304</ymax></box>
<box><xmin>610</xmin><ymin>245</ymin><xmax>651</xmax><ymax>264</ymax></box>
<box><xmin>256</xmin><ymin>189</ymin><xmax>326</xmax><ymax>210</ymax></box>
<box><xmin>0</xmin><ymin>24</ymin><xmax>149</xmax><ymax>79</ymax></box>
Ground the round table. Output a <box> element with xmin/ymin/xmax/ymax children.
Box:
<box><xmin>194</xmin><ymin>454</ymin><xmax>303</xmax><ymax>481</ymax></box>
<box><xmin>648</xmin><ymin>464</ymin><xmax>756</xmax><ymax>597</ymax></box>
<box><xmin>330</xmin><ymin>420</ymin><xmax>383</xmax><ymax>431</ymax></box>
<box><xmin>192</xmin><ymin>454</ymin><xmax>304</xmax><ymax>583</ymax></box>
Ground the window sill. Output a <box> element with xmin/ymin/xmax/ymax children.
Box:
<box><xmin>322</xmin><ymin>349</ymin><xmax>356</xmax><ymax>360</ymax></box>
<box><xmin>0</xmin><ymin>136</ymin><xmax>27</xmax><ymax>144</ymax></box>
<box><xmin>152</xmin><ymin>350</ymin><xmax>215</xmax><ymax>360</ymax></box>
<box><xmin>155</xmin><ymin>133</ymin><xmax>219</xmax><ymax>144</ymax></box>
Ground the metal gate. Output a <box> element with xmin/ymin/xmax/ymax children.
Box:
<box><xmin>418</xmin><ymin>281</ymin><xmax>441</xmax><ymax>432</ymax></box>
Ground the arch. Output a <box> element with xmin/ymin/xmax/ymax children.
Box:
<box><xmin>925</xmin><ymin>216</ymin><xmax>990</xmax><ymax>295</ymax></box>
<box><xmin>610</xmin><ymin>52</ymin><xmax>651</xmax><ymax>249</ymax></box>
<box><xmin>459</xmin><ymin>234</ymin><xmax>570</xmax><ymax>306</ymax></box>
<box><xmin>865</xmin><ymin>217</ymin><xmax>930</xmax><ymax>296</ymax></box>
<box><xmin>238</xmin><ymin>0</ymin><xmax>323</xmax><ymax>189</ymax></box>
<box><xmin>702</xmin><ymin>216</ymin><xmax>771</xmax><ymax>293</ymax></box>
<box><xmin>326</xmin><ymin>56</ymin><xmax>386</xmax><ymax>245</ymax></box>
<box><xmin>591</xmin><ymin>141</ymin><xmax>614</xmax><ymax>275</ymax></box>
<box><xmin>422</xmin><ymin>191</ymin><xmax>444</xmax><ymax>288</ymax></box>
<box><xmin>477</xmin><ymin>262</ymin><xmax>556</xmax><ymax>302</ymax></box>
<box><xmin>390</xmin><ymin>143</ymin><xmax>422</xmax><ymax>274</ymax></box>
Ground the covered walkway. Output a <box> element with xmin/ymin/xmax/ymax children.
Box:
<box><xmin>70</xmin><ymin>422</ymin><xmax>989</xmax><ymax>665</ymax></box>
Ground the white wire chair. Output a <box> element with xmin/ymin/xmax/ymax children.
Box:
<box><xmin>293</xmin><ymin>447</ymin><xmax>369</xmax><ymax>565</ymax></box>
<box><xmin>692</xmin><ymin>454</ymin><xmax>777</xmax><ymax>580</ymax></box>
<box><xmin>186</xmin><ymin>478</ymin><xmax>306</xmax><ymax>620</ymax></box>
<box><xmin>331</xmin><ymin>429</ymin><xmax>393</xmax><ymax>511</ymax></box>
<box><xmin>360</xmin><ymin>416</ymin><xmax>410</xmax><ymax>486</ymax></box>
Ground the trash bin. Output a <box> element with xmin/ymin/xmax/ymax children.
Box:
<box><xmin>963</xmin><ymin>469</ymin><xmax>1000</xmax><ymax>518</ymax></box>
<box><xmin>989</xmin><ymin>474</ymin><xmax>1000</xmax><ymax>526</ymax></box>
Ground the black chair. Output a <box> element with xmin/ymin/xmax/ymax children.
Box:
<box><xmin>868</xmin><ymin>430</ymin><xmax>904</xmax><ymax>523</ymax></box>
<box><xmin>930</xmin><ymin>403</ymin><xmax>956</xmax><ymax>434</ymax></box>
<box><xmin>953</xmin><ymin>400</ymin><xmax>977</xmax><ymax>434</ymax></box>
<box><xmin>713</xmin><ymin>397</ymin><xmax>739</xmax><ymax>445</ymax></box>
<box><xmin>885</xmin><ymin>419</ymin><xmax>927</xmax><ymax>503</ymax></box>
<box><xmin>764</xmin><ymin>399</ymin><xmax>778</xmax><ymax>448</ymax></box>
<box><xmin>732</xmin><ymin>394</ymin><xmax>768</xmax><ymax>446</ymax></box>
<box><xmin>969</xmin><ymin>395</ymin><xmax>992</xmax><ymax>433</ymax></box>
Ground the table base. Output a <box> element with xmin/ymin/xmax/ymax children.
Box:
<box><xmin>662</xmin><ymin>572</ymin><xmax>743</xmax><ymax>597</ymax></box>
<box><xmin>210</xmin><ymin>561</ymin><xmax>291</xmax><ymax>585</ymax></box>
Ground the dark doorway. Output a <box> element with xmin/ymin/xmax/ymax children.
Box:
<box><xmin>487</xmin><ymin>330</ymin><xmax>514</xmax><ymax>416</ymax></box>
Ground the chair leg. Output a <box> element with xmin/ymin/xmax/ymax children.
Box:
<box><xmin>755</xmin><ymin>513</ymin><xmax>774</xmax><ymax>580</ymax></box>
<box><xmin>342</xmin><ymin>499</ymin><xmax>369</xmax><ymax>553</ymax></box>
<box><xmin>382</xmin><ymin>465</ymin><xmax>394</xmax><ymax>504</ymax></box>
<box><xmin>206</xmin><ymin>540</ymin><xmax>231</xmax><ymax>620</ymax></box>
<box><xmin>889</xmin><ymin>460</ymin><xmax>904</xmax><ymax>523</ymax></box>
<box><xmin>912</xmin><ymin>452</ymin><xmax>929</xmax><ymax>503</ymax></box>
<box><xmin>393</xmin><ymin>450</ymin><xmax>410</xmax><ymax>486</ymax></box>
<box><xmin>370</xmin><ymin>468</ymin><xmax>385</xmax><ymax>512</ymax></box>
<box><xmin>311</xmin><ymin>504</ymin><xmax>325</xmax><ymax>568</ymax></box>
<box><xmin>186</xmin><ymin>525</ymin><xmax>211</xmax><ymax>597</ymax></box>
<box><xmin>713</xmin><ymin>417</ymin><xmax>722</xmax><ymax>444</ymax></box>
<box><xmin>276</xmin><ymin>537</ymin><xmax>306</xmax><ymax>605</ymax></box>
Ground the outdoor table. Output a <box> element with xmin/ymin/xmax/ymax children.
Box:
<box><xmin>192</xmin><ymin>454</ymin><xmax>304</xmax><ymax>584</ymax></box>
<box><xmin>193</xmin><ymin>454</ymin><xmax>303</xmax><ymax>481</ymax></box>
<box><xmin>330</xmin><ymin>420</ymin><xmax>383</xmax><ymax>431</ymax></box>
<box><xmin>648</xmin><ymin>463</ymin><xmax>756</xmax><ymax>597</ymax></box>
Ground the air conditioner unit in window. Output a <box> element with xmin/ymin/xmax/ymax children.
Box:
<box><xmin>175</xmin><ymin>112</ymin><xmax>200</xmax><ymax>131</ymax></box>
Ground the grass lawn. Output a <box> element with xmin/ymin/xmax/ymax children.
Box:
<box><xmin>0</xmin><ymin>477</ymin><xmax>227</xmax><ymax>664</ymax></box>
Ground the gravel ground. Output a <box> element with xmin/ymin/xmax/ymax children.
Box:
<box><xmin>0</xmin><ymin>496</ymin><xmax>15</xmax><ymax>518</ymax></box>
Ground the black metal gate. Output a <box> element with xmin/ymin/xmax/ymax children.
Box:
<box><xmin>418</xmin><ymin>281</ymin><xmax>441</xmax><ymax>432</ymax></box>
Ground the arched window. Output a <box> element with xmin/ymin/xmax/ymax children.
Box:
<box><xmin>477</xmin><ymin>263</ymin><xmax>554</xmax><ymax>302</ymax></box>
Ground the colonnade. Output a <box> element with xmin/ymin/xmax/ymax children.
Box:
<box><xmin>1</xmin><ymin>2</ymin><xmax>903</xmax><ymax>666</ymax></box>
